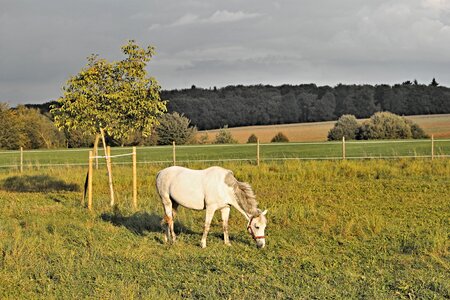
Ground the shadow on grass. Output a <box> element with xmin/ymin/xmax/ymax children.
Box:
<box><xmin>1</xmin><ymin>175</ymin><xmax>79</xmax><ymax>192</ymax></box>
<box><xmin>101</xmin><ymin>210</ymin><xmax>196</xmax><ymax>237</ymax></box>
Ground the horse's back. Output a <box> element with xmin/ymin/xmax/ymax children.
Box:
<box><xmin>156</xmin><ymin>166</ymin><xmax>233</xmax><ymax>210</ymax></box>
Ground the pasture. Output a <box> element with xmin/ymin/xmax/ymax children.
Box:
<box><xmin>0</xmin><ymin>159</ymin><xmax>449</xmax><ymax>298</ymax></box>
<box><xmin>1</xmin><ymin>139</ymin><xmax>449</xmax><ymax>169</ymax></box>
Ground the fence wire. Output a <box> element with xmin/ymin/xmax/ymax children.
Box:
<box><xmin>0</xmin><ymin>139</ymin><xmax>449</xmax><ymax>170</ymax></box>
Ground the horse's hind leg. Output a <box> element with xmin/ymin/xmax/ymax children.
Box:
<box><xmin>161</xmin><ymin>195</ymin><xmax>176</xmax><ymax>243</ymax></box>
<box><xmin>169</xmin><ymin>202</ymin><xmax>179</xmax><ymax>242</ymax></box>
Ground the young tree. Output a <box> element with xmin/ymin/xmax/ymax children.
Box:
<box><xmin>214</xmin><ymin>125</ymin><xmax>237</xmax><ymax>144</ymax></box>
<box><xmin>271</xmin><ymin>132</ymin><xmax>289</xmax><ymax>143</ymax></box>
<box><xmin>327</xmin><ymin>114</ymin><xmax>360</xmax><ymax>141</ymax></box>
<box><xmin>247</xmin><ymin>134</ymin><xmax>258</xmax><ymax>143</ymax></box>
<box><xmin>156</xmin><ymin>112</ymin><xmax>197</xmax><ymax>145</ymax></box>
<box><xmin>51</xmin><ymin>40</ymin><xmax>167</xmax><ymax>205</ymax></box>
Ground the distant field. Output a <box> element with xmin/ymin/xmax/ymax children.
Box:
<box><xmin>200</xmin><ymin>114</ymin><xmax>450</xmax><ymax>143</ymax></box>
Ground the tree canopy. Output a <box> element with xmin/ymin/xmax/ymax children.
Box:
<box><xmin>51</xmin><ymin>40</ymin><xmax>167</xmax><ymax>141</ymax></box>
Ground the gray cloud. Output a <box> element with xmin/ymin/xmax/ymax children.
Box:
<box><xmin>1</xmin><ymin>0</ymin><xmax>450</xmax><ymax>105</ymax></box>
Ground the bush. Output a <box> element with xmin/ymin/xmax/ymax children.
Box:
<box><xmin>327</xmin><ymin>115</ymin><xmax>360</xmax><ymax>141</ymax></box>
<box><xmin>406</xmin><ymin>120</ymin><xmax>429</xmax><ymax>139</ymax></box>
<box><xmin>197</xmin><ymin>132</ymin><xmax>210</xmax><ymax>144</ymax></box>
<box><xmin>271</xmin><ymin>132</ymin><xmax>289</xmax><ymax>143</ymax></box>
<box><xmin>156</xmin><ymin>112</ymin><xmax>197</xmax><ymax>145</ymax></box>
<box><xmin>214</xmin><ymin>125</ymin><xmax>237</xmax><ymax>144</ymax></box>
<box><xmin>247</xmin><ymin>134</ymin><xmax>258</xmax><ymax>143</ymax></box>
<box><xmin>357</xmin><ymin>112</ymin><xmax>412</xmax><ymax>140</ymax></box>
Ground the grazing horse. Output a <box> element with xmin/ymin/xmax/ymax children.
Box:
<box><xmin>156</xmin><ymin>166</ymin><xmax>268</xmax><ymax>248</ymax></box>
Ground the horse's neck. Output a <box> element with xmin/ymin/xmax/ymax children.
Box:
<box><xmin>231</xmin><ymin>202</ymin><xmax>255</xmax><ymax>221</ymax></box>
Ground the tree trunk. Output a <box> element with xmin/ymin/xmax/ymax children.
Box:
<box><xmin>100</xmin><ymin>128</ymin><xmax>115</xmax><ymax>207</ymax></box>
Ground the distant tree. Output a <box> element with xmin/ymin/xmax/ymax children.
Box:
<box><xmin>247</xmin><ymin>134</ymin><xmax>258</xmax><ymax>143</ymax></box>
<box><xmin>15</xmin><ymin>106</ymin><xmax>66</xmax><ymax>149</ymax></box>
<box><xmin>311</xmin><ymin>91</ymin><xmax>336</xmax><ymax>121</ymax></box>
<box><xmin>327</xmin><ymin>115</ymin><xmax>360</xmax><ymax>141</ymax></box>
<box><xmin>430</xmin><ymin>78</ymin><xmax>439</xmax><ymax>87</ymax></box>
<box><xmin>405</xmin><ymin>119</ymin><xmax>429</xmax><ymax>139</ymax></box>
<box><xmin>214</xmin><ymin>125</ymin><xmax>237</xmax><ymax>144</ymax></box>
<box><xmin>357</xmin><ymin>112</ymin><xmax>412</xmax><ymax>140</ymax></box>
<box><xmin>65</xmin><ymin>129</ymin><xmax>94</xmax><ymax>148</ymax></box>
<box><xmin>0</xmin><ymin>103</ymin><xmax>22</xmax><ymax>150</ymax></box>
<box><xmin>197</xmin><ymin>132</ymin><xmax>210</xmax><ymax>144</ymax></box>
<box><xmin>271</xmin><ymin>132</ymin><xmax>289</xmax><ymax>143</ymax></box>
<box><xmin>156</xmin><ymin>112</ymin><xmax>197</xmax><ymax>145</ymax></box>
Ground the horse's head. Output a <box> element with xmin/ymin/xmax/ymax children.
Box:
<box><xmin>247</xmin><ymin>209</ymin><xmax>268</xmax><ymax>248</ymax></box>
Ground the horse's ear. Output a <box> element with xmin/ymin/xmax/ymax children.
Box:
<box><xmin>261</xmin><ymin>209</ymin><xmax>268</xmax><ymax>216</ymax></box>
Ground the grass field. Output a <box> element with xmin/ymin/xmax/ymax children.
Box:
<box><xmin>202</xmin><ymin>114</ymin><xmax>450</xmax><ymax>143</ymax></box>
<box><xmin>0</xmin><ymin>159</ymin><xmax>449</xmax><ymax>298</ymax></box>
<box><xmin>1</xmin><ymin>139</ymin><xmax>450</xmax><ymax>169</ymax></box>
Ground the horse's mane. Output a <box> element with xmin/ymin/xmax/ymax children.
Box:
<box><xmin>225</xmin><ymin>172</ymin><xmax>258</xmax><ymax>216</ymax></box>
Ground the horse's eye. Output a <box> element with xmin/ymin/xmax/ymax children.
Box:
<box><xmin>255</xmin><ymin>225</ymin><xmax>260</xmax><ymax>229</ymax></box>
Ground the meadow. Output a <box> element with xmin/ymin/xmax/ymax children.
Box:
<box><xmin>0</xmin><ymin>159</ymin><xmax>449</xmax><ymax>299</ymax></box>
<box><xmin>1</xmin><ymin>139</ymin><xmax>449</xmax><ymax>169</ymax></box>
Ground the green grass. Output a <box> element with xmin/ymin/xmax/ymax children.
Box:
<box><xmin>0</xmin><ymin>159</ymin><xmax>449</xmax><ymax>298</ymax></box>
<box><xmin>1</xmin><ymin>139</ymin><xmax>449</xmax><ymax>169</ymax></box>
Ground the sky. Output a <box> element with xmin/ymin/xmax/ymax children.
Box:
<box><xmin>1</xmin><ymin>0</ymin><xmax>450</xmax><ymax>105</ymax></box>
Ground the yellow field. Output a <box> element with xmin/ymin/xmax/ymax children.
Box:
<box><xmin>198</xmin><ymin>114</ymin><xmax>450</xmax><ymax>143</ymax></box>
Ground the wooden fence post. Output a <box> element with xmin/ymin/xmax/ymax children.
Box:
<box><xmin>172</xmin><ymin>141</ymin><xmax>176</xmax><ymax>166</ymax></box>
<box><xmin>342</xmin><ymin>136</ymin><xmax>346</xmax><ymax>159</ymax></box>
<box><xmin>106</xmin><ymin>145</ymin><xmax>115</xmax><ymax>207</ymax></box>
<box><xmin>132</xmin><ymin>146</ymin><xmax>137</xmax><ymax>209</ymax></box>
<box><xmin>431</xmin><ymin>135</ymin><xmax>435</xmax><ymax>160</ymax></box>
<box><xmin>256</xmin><ymin>139</ymin><xmax>260</xmax><ymax>166</ymax></box>
<box><xmin>88</xmin><ymin>151</ymin><xmax>93</xmax><ymax>211</ymax></box>
<box><xmin>20</xmin><ymin>147</ymin><xmax>23</xmax><ymax>173</ymax></box>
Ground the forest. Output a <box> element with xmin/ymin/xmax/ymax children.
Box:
<box><xmin>163</xmin><ymin>81</ymin><xmax>450</xmax><ymax>129</ymax></box>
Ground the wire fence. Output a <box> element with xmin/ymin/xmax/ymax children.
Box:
<box><xmin>0</xmin><ymin>138</ymin><xmax>449</xmax><ymax>170</ymax></box>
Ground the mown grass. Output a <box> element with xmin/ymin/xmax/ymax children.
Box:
<box><xmin>0</xmin><ymin>159</ymin><xmax>449</xmax><ymax>299</ymax></box>
<box><xmin>1</xmin><ymin>139</ymin><xmax>449</xmax><ymax>169</ymax></box>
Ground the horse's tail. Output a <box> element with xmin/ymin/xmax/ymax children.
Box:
<box><xmin>225</xmin><ymin>172</ymin><xmax>258</xmax><ymax>216</ymax></box>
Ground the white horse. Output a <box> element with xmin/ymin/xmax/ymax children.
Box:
<box><xmin>156</xmin><ymin>166</ymin><xmax>268</xmax><ymax>248</ymax></box>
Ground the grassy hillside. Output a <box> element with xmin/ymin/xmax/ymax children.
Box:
<box><xmin>200</xmin><ymin>114</ymin><xmax>450</xmax><ymax>143</ymax></box>
<box><xmin>0</xmin><ymin>160</ymin><xmax>449</xmax><ymax>298</ymax></box>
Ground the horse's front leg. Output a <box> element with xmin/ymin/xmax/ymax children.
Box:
<box><xmin>201</xmin><ymin>206</ymin><xmax>216</xmax><ymax>248</ymax></box>
<box><xmin>221</xmin><ymin>206</ymin><xmax>231</xmax><ymax>246</ymax></box>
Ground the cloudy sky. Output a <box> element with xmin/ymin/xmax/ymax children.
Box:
<box><xmin>1</xmin><ymin>0</ymin><xmax>450</xmax><ymax>105</ymax></box>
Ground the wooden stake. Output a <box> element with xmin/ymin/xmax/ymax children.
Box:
<box><xmin>172</xmin><ymin>141</ymin><xmax>176</xmax><ymax>166</ymax></box>
<box><xmin>100</xmin><ymin>128</ymin><xmax>115</xmax><ymax>207</ymax></box>
<box><xmin>88</xmin><ymin>151</ymin><xmax>93</xmax><ymax>211</ymax></box>
<box><xmin>257</xmin><ymin>138</ymin><xmax>260</xmax><ymax>166</ymax></box>
<box><xmin>431</xmin><ymin>134</ymin><xmax>434</xmax><ymax>160</ymax></box>
<box><xmin>342</xmin><ymin>136</ymin><xmax>346</xmax><ymax>159</ymax></box>
<box><xmin>93</xmin><ymin>134</ymin><xmax>100</xmax><ymax>170</ymax></box>
<box><xmin>20</xmin><ymin>147</ymin><xmax>23</xmax><ymax>173</ymax></box>
<box><xmin>132</xmin><ymin>146</ymin><xmax>137</xmax><ymax>209</ymax></box>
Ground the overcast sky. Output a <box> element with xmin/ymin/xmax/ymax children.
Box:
<box><xmin>1</xmin><ymin>0</ymin><xmax>450</xmax><ymax>105</ymax></box>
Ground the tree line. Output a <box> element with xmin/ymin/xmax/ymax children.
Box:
<box><xmin>164</xmin><ymin>80</ymin><xmax>449</xmax><ymax>129</ymax></box>
<box><xmin>2</xmin><ymin>80</ymin><xmax>449</xmax><ymax>150</ymax></box>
